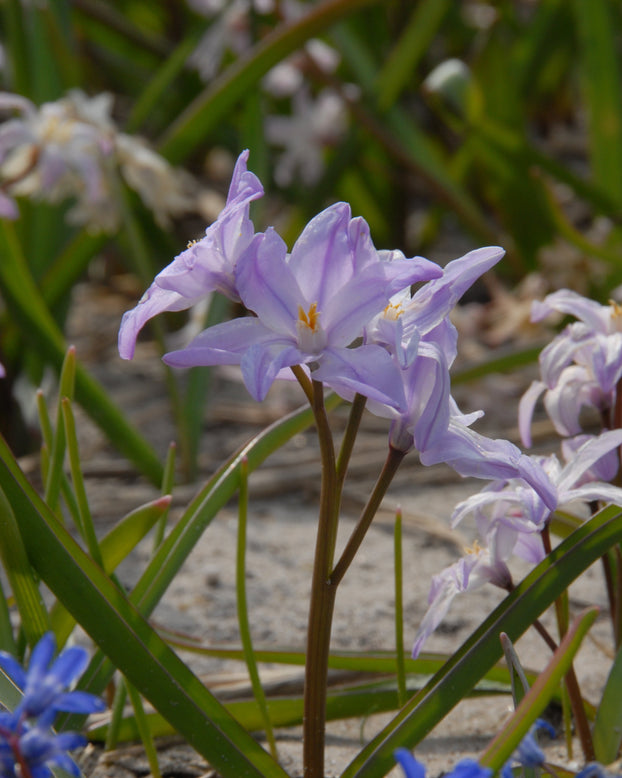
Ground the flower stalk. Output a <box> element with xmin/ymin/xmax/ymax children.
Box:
<box><xmin>303</xmin><ymin>380</ymin><xmax>340</xmax><ymax>778</ymax></box>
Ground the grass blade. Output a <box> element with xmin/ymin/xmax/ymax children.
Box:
<box><xmin>480</xmin><ymin>608</ymin><xmax>598</xmax><ymax>771</ymax></box>
<box><xmin>0</xmin><ymin>440</ymin><xmax>289</xmax><ymax>778</ymax></box>
<box><xmin>341</xmin><ymin>505</ymin><xmax>622</xmax><ymax>778</ymax></box>
<box><xmin>0</xmin><ymin>486</ymin><xmax>50</xmax><ymax>646</ymax></box>
<box><xmin>593</xmin><ymin>642</ymin><xmax>622</xmax><ymax>763</ymax></box>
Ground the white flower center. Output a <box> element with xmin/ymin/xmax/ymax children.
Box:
<box><xmin>296</xmin><ymin>302</ymin><xmax>327</xmax><ymax>354</ymax></box>
<box><xmin>382</xmin><ymin>301</ymin><xmax>404</xmax><ymax>321</ymax></box>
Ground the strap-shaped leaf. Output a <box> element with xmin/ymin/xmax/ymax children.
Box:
<box><xmin>0</xmin><ymin>442</ymin><xmax>288</xmax><ymax>778</ymax></box>
<box><xmin>342</xmin><ymin>504</ymin><xmax>622</xmax><ymax>778</ymax></box>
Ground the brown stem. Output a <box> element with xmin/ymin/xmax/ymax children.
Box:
<box><xmin>541</xmin><ymin>527</ymin><xmax>595</xmax><ymax>761</ymax></box>
<box><xmin>303</xmin><ymin>381</ymin><xmax>339</xmax><ymax>778</ymax></box>
<box><xmin>331</xmin><ymin>446</ymin><xmax>406</xmax><ymax>588</ymax></box>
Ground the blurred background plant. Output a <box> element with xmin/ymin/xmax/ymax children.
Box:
<box><xmin>0</xmin><ymin>0</ymin><xmax>621</xmax><ymax>482</ymax></box>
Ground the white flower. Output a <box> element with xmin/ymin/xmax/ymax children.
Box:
<box><xmin>265</xmin><ymin>87</ymin><xmax>350</xmax><ymax>186</ymax></box>
<box><xmin>0</xmin><ymin>90</ymin><xmax>198</xmax><ymax>232</ymax></box>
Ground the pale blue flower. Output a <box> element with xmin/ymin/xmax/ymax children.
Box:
<box><xmin>519</xmin><ymin>290</ymin><xmax>622</xmax><ymax>446</ymax></box>
<box><xmin>118</xmin><ymin>148</ymin><xmax>263</xmax><ymax>359</ymax></box>
<box><xmin>163</xmin><ymin>201</ymin><xmax>442</xmax><ymax>402</ymax></box>
<box><xmin>412</xmin><ymin>429</ymin><xmax>622</xmax><ymax>657</ymax></box>
<box><xmin>411</xmin><ymin>536</ymin><xmax>513</xmax><ymax>659</ymax></box>
<box><xmin>365</xmin><ymin>246</ymin><xmax>505</xmax><ymax>369</ymax></box>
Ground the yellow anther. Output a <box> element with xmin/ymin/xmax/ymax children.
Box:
<box><xmin>187</xmin><ymin>239</ymin><xmax>198</xmax><ymax>248</ymax></box>
<box><xmin>383</xmin><ymin>301</ymin><xmax>404</xmax><ymax>321</ymax></box>
<box><xmin>610</xmin><ymin>299</ymin><xmax>622</xmax><ymax>318</ymax></box>
<box><xmin>464</xmin><ymin>540</ymin><xmax>483</xmax><ymax>555</ymax></box>
<box><xmin>298</xmin><ymin>302</ymin><xmax>320</xmax><ymax>331</ymax></box>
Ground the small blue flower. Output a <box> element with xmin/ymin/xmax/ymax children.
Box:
<box><xmin>394</xmin><ymin>748</ymin><xmax>492</xmax><ymax>778</ymax></box>
<box><xmin>501</xmin><ymin>719</ymin><xmax>556</xmax><ymax>778</ymax></box>
<box><xmin>19</xmin><ymin>726</ymin><xmax>86</xmax><ymax>778</ymax></box>
<box><xmin>0</xmin><ymin>633</ymin><xmax>105</xmax><ymax>778</ymax></box>
<box><xmin>394</xmin><ymin>748</ymin><xmax>426</xmax><ymax>778</ymax></box>
<box><xmin>575</xmin><ymin>763</ymin><xmax>620</xmax><ymax>778</ymax></box>
<box><xmin>0</xmin><ymin>633</ymin><xmax>104</xmax><ymax>727</ymax></box>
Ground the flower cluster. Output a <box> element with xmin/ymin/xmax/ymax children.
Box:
<box><xmin>0</xmin><ymin>90</ymin><xmax>197</xmax><ymax>232</ymax></box>
<box><xmin>412</xmin><ymin>288</ymin><xmax>622</xmax><ymax>657</ymax></box>
<box><xmin>119</xmin><ymin>150</ymin><xmax>556</xmax><ymax>510</ymax></box>
<box><xmin>519</xmin><ymin>290</ymin><xmax>622</xmax><ymax>446</ymax></box>
<box><xmin>0</xmin><ymin>633</ymin><xmax>105</xmax><ymax>778</ymax></box>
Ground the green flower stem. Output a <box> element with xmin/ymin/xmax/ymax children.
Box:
<box><xmin>394</xmin><ymin>507</ymin><xmax>406</xmax><ymax>708</ymax></box>
<box><xmin>541</xmin><ymin>526</ymin><xmax>595</xmax><ymax>761</ymax></box>
<box><xmin>237</xmin><ymin>456</ymin><xmax>278</xmax><ymax>759</ymax></box>
<box><xmin>613</xmin><ymin>546</ymin><xmax>622</xmax><ymax>648</ymax></box>
<box><xmin>601</xmin><ymin>551</ymin><xmax>617</xmax><ymax>637</ymax></box>
<box><xmin>304</xmin><ymin>380</ymin><xmax>340</xmax><ymax>778</ymax></box>
<box><xmin>330</xmin><ymin>445</ymin><xmax>406</xmax><ymax>588</ymax></box>
<box><xmin>304</xmin><ymin>433</ymin><xmax>405</xmax><ymax>777</ymax></box>
<box><xmin>0</xmin><ymin>577</ymin><xmax>16</xmax><ymax>656</ymax></box>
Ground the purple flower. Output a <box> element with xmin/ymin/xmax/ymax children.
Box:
<box><xmin>411</xmin><ymin>429</ymin><xmax>622</xmax><ymax>657</ymax></box>
<box><xmin>118</xmin><ymin>149</ymin><xmax>263</xmax><ymax>359</ymax></box>
<box><xmin>451</xmin><ymin>429</ymin><xmax>622</xmax><ymax>540</ymax></box>
<box><xmin>317</xmin><ymin>339</ymin><xmax>453</xmax><ymax>452</ymax></box>
<box><xmin>365</xmin><ymin>246</ymin><xmax>505</xmax><ymax>369</ymax></box>
<box><xmin>328</xmin><ymin>242</ymin><xmax>557</xmax><ymax>506</ymax></box>
<box><xmin>419</xmin><ymin>409</ymin><xmax>557</xmax><ymax>510</ymax></box>
<box><xmin>163</xmin><ymin>201</ymin><xmax>442</xmax><ymax>402</ymax></box>
<box><xmin>411</xmin><ymin>536</ymin><xmax>513</xmax><ymax>659</ymax></box>
<box><xmin>519</xmin><ymin>290</ymin><xmax>622</xmax><ymax>446</ymax></box>
<box><xmin>0</xmin><ymin>190</ymin><xmax>17</xmax><ymax>220</ymax></box>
